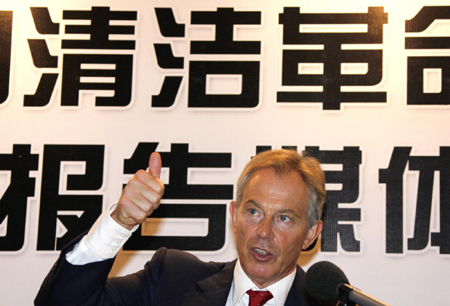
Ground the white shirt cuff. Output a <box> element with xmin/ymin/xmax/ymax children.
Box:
<box><xmin>66</xmin><ymin>204</ymin><xmax>138</xmax><ymax>265</ymax></box>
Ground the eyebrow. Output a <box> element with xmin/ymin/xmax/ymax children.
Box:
<box><xmin>278</xmin><ymin>209</ymin><xmax>296</xmax><ymax>214</ymax></box>
<box><xmin>244</xmin><ymin>200</ymin><xmax>260</xmax><ymax>208</ymax></box>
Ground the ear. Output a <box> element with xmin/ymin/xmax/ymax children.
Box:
<box><xmin>302</xmin><ymin>220</ymin><xmax>323</xmax><ymax>250</ymax></box>
<box><xmin>229</xmin><ymin>201</ymin><xmax>238</xmax><ymax>234</ymax></box>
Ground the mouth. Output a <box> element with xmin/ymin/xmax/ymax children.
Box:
<box><xmin>255</xmin><ymin>248</ymin><xmax>270</xmax><ymax>256</ymax></box>
<box><xmin>251</xmin><ymin>247</ymin><xmax>273</xmax><ymax>261</ymax></box>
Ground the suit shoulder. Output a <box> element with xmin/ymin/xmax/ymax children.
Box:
<box><xmin>144</xmin><ymin>247</ymin><xmax>230</xmax><ymax>285</ymax></box>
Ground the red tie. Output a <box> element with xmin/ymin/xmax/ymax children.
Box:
<box><xmin>246</xmin><ymin>289</ymin><xmax>273</xmax><ymax>306</ymax></box>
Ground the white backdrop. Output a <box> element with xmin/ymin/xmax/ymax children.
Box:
<box><xmin>1</xmin><ymin>0</ymin><xmax>450</xmax><ymax>305</ymax></box>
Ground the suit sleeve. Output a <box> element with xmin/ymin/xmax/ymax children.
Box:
<box><xmin>34</xmin><ymin>232</ymin><xmax>115</xmax><ymax>306</ymax></box>
<box><xmin>34</xmin><ymin>232</ymin><xmax>170</xmax><ymax>306</ymax></box>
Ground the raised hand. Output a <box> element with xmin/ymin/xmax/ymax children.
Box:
<box><xmin>111</xmin><ymin>152</ymin><xmax>165</xmax><ymax>230</ymax></box>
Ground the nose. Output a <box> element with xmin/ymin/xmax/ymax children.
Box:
<box><xmin>256</xmin><ymin>216</ymin><xmax>273</xmax><ymax>240</ymax></box>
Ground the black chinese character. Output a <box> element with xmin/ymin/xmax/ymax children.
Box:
<box><xmin>123</xmin><ymin>143</ymin><xmax>232</xmax><ymax>251</ymax></box>
<box><xmin>380</xmin><ymin>147</ymin><xmax>450</xmax><ymax>254</ymax></box>
<box><xmin>37</xmin><ymin>145</ymin><xmax>104</xmax><ymax>251</ymax></box>
<box><xmin>25</xmin><ymin>7</ymin><xmax>137</xmax><ymax>107</ymax></box>
<box><xmin>406</xmin><ymin>6</ymin><xmax>450</xmax><ymax>105</ymax></box>
<box><xmin>256</xmin><ymin>145</ymin><xmax>362</xmax><ymax>252</ymax></box>
<box><xmin>0</xmin><ymin>145</ymin><xmax>38</xmax><ymax>251</ymax></box>
<box><xmin>278</xmin><ymin>7</ymin><xmax>388</xmax><ymax>110</ymax></box>
<box><xmin>306</xmin><ymin>146</ymin><xmax>362</xmax><ymax>252</ymax></box>
<box><xmin>152</xmin><ymin>8</ymin><xmax>262</xmax><ymax>109</ymax></box>
<box><xmin>189</xmin><ymin>8</ymin><xmax>261</xmax><ymax>108</ymax></box>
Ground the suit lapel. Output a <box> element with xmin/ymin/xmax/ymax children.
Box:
<box><xmin>180</xmin><ymin>262</ymin><xmax>311</xmax><ymax>306</ymax></box>
<box><xmin>284</xmin><ymin>265</ymin><xmax>309</xmax><ymax>306</ymax></box>
<box><xmin>181</xmin><ymin>260</ymin><xmax>236</xmax><ymax>306</ymax></box>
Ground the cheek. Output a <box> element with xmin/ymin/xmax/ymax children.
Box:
<box><xmin>235</xmin><ymin>223</ymin><xmax>258</xmax><ymax>247</ymax></box>
<box><xmin>243</xmin><ymin>217</ymin><xmax>260</xmax><ymax>227</ymax></box>
<box><xmin>234</xmin><ymin>221</ymin><xmax>248</xmax><ymax>239</ymax></box>
<box><xmin>279</xmin><ymin>231</ymin><xmax>306</xmax><ymax>255</ymax></box>
<box><xmin>235</xmin><ymin>228</ymin><xmax>250</xmax><ymax>254</ymax></box>
<box><xmin>237</xmin><ymin>212</ymin><xmax>260</xmax><ymax>231</ymax></box>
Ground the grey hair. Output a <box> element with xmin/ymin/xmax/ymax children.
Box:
<box><xmin>235</xmin><ymin>149</ymin><xmax>326</xmax><ymax>229</ymax></box>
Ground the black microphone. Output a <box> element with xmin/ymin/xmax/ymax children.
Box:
<box><xmin>305</xmin><ymin>261</ymin><xmax>390</xmax><ymax>306</ymax></box>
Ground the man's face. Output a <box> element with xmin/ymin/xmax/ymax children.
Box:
<box><xmin>230</xmin><ymin>168</ymin><xmax>322</xmax><ymax>288</ymax></box>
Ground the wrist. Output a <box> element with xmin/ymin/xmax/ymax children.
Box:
<box><xmin>110</xmin><ymin>209</ymin><xmax>137</xmax><ymax>231</ymax></box>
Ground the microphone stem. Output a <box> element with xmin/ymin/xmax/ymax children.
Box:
<box><xmin>338</xmin><ymin>284</ymin><xmax>390</xmax><ymax>306</ymax></box>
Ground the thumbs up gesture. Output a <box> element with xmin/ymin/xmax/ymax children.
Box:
<box><xmin>112</xmin><ymin>152</ymin><xmax>165</xmax><ymax>230</ymax></box>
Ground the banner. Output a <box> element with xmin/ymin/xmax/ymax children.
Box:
<box><xmin>1</xmin><ymin>0</ymin><xmax>449</xmax><ymax>304</ymax></box>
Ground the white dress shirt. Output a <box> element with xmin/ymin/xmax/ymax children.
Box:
<box><xmin>226</xmin><ymin>260</ymin><xmax>296</xmax><ymax>306</ymax></box>
<box><xmin>66</xmin><ymin>204</ymin><xmax>137</xmax><ymax>264</ymax></box>
<box><xmin>66</xmin><ymin>205</ymin><xmax>296</xmax><ymax>306</ymax></box>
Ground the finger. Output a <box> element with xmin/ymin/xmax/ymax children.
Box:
<box><xmin>134</xmin><ymin>169</ymin><xmax>165</xmax><ymax>196</ymax></box>
<box><xmin>118</xmin><ymin>196</ymin><xmax>149</xmax><ymax>224</ymax></box>
<box><xmin>127</xmin><ymin>172</ymin><xmax>163</xmax><ymax>204</ymax></box>
<box><xmin>148</xmin><ymin>152</ymin><xmax>162</xmax><ymax>178</ymax></box>
<box><xmin>133</xmin><ymin>183</ymin><xmax>162</xmax><ymax>212</ymax></box>
<box><xmin>113</xmin><ymin>192</ymin><xmax>149</xmax><ymax>230</ymax></box>
<box><xmin>115</xmin><ymin>184</ymin><xmax>159</xmax><ymax>228</ymax></box>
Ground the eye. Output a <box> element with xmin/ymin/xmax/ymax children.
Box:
<box><xmin>279</xmin><ymin>215</ymin><xmax>291</xmax><ymax>222</ymax></box>
<box><xmin>249</xmin><ymin>208</ymin><xmax>258</xmax><ymax>215</ymax></box>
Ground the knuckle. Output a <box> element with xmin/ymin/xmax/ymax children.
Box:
<box><xmin>134</xmin><ymin>170</ymin><xmax>146</xmax><ymax>180</ymax></box>
<box><xmin>125</xmin><ymin>179</ymin><xmax>139</xmax><ymax>191</ymax></box>
<box><xmin>121</xmin><ymin>186</ymin><xmax>134</xmax><ymax>197</ymax></box>
<box><xmin>136</xmin><ymin>210</ymin><xmax>148</xmax><ymax>223</ymax></box>
<box><xmin>157</xmin><ymin>183</ymin><xmax>165</xmax><ymax>194</ymax></box>
<box><xmin>152</xmin><ymin>181</ymin><xmax>165</xmax><ymax>195</ymax></box>
<box><xmin>151</xmin><ymin>194</ymin><xmax>159</xmax><ymax>204</ymax></box>
<box><xmin>136</xmin><ymin>169</ymin><xmax>147</xmax><ymax>175</ymax></box>
<box><xmin>118</xmin><ymin>195</ymin><xmax>132</xmax><ymax>209</ymax></box>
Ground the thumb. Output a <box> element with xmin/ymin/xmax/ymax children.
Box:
<box><xmin>148</xmin><ymin>152</ymin><xmax>162</xmax><ymax>178</ymax></box>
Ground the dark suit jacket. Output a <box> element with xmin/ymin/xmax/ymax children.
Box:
<box><xmin>35</xmin><ymin>234</ymin><xmax>319</xmax><ymax>306</ymax></box>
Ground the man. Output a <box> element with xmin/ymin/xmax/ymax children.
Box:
<box><xmin>35</xmin><ymin>149</ymin><xmax>326</xmax><ymax>306</ymax></box>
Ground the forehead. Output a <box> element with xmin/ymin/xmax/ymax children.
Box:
<box><xmin>242</xmin><ymin>168</ymin><xmax>308</xmax><ymax>209</ymax></box>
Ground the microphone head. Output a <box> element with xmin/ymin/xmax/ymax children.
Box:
<box><xmin>305</xmin><ymin>261</ymin><xmax>350</xmax><ymax>302</ymax></box>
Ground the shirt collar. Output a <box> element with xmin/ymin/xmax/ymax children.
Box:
<box><xmin>232</xmin><ymin>259</ymin><xmax>296</xmax><ymax>306</ymax></box>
